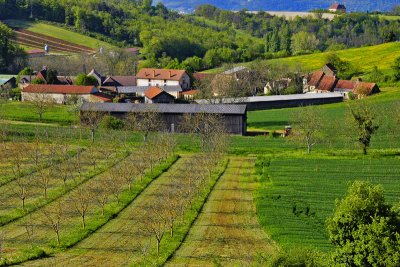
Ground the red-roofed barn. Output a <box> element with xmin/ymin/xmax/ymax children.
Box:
<box><xmin>22</xmin><ymin>84</ymin><xmax>112</xmax><ymax>104</ymax></box>
<box><xmin>144</xmin><ymin>87</ymin><xmax>175</xmax><ymax>104</ymax></box>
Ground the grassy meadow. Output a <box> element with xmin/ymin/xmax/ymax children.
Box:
<box><xmin>204</xmin><ymin>41</ymin><xmax>400</xmax><ymax>75</ymax></box>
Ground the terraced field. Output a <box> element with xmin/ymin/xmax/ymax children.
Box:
<box><xmin>14</xmin><ymin>29</ymin><xmax>94</xmax><ymax>54</ymax></box>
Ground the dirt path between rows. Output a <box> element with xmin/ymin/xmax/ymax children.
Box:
<box><xmin>166</xmin><ymin>157</ymin><xmax>278</xmax><ymax>266</ymax></box>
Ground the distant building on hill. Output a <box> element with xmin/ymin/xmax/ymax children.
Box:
<box><xmin>329</xmin><ymin>3</ymin><xmax>347</xmax><ymax>13</ymax></box>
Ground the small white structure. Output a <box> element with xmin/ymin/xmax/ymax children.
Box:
<box><xmin>136</xmin><ymin>68</ymin><xmax>191</xmax><ymax>90</ymax></box>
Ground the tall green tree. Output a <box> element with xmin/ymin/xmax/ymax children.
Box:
<box><xmin>327</xmin><ymin>181</ymin><xmax>400</xmax><ymax>266</ymax></box>
<box><xmin>0</xmin><ymin>22</ymin><xmax>25</xmax><ymax>73</ymax></box>
<box><xmin>348</xmin><ymin>103</ymin><xmax>379</xmax><ymax>155</ymax></box>
<box><xmin>392</xmin><ymin>56</ymin><xmax>400</xmax><ymax>81</ymax></box>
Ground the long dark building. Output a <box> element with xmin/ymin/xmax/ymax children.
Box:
<box><xmin>80</xmin><ymin>103</ymin><xmax>247</xmax><ymax>135</ymax></box>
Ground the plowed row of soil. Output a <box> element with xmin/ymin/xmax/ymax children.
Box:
<box><xmin>13</xmin><ymin>29</ymin><xmax>94</xmax><ymax>54</ymax></box>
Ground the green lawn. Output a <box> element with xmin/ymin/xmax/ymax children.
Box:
<box><xmin>256</xmin><ymin>156</ymin><xmax>400</xmax><ymax>252</ymax></box>
<box><xmin>0</xmin><ymin>101</ymin><xmax>78</xmax><ymax>125</ymax></box>
<box><xmin>204</xmin><ymin>42</ymin><xmax>400</xmax><ymax>74</ymax></box>
<box><xmin>5</xmin><ymin>20</ymin><xmax>115</xmax><ymax>50</ymax></box>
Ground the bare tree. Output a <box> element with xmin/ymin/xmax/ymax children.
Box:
<box><xmin>41</xmin><ymin>202</ymin><xmax>63</xmax><ymax>245</ymax></box>
<box><xmin>14</xmin><ymin>176</ymin><xmax>30</xmax><ymax>211</ymax></box>
<box><xmin>106</xmin><ymin>171</ymin><xmax>124</xmax><ymax>204</ymax></box>
<box><xmin>80</xmin><ymin>105</ymin><xmax>105</xmax><ymax>143</ymax></box>
<box><xmin>37</xmin><ymin>167</ymin><xmax>52</xmax><ymax>199</ymax></box>
<box><xmin>21</xmin><ymin>214</ymin><xmax>35</xmax><ymax>248</ymax></box>
<box><xmin>182</xmin><ymin>112</ymin><xmax>224</xmax><ymax>152</ymax></box>
<box><xmin>29</xmin><ymin>92</ymin><xmax>55</xmax><ymax>122</ymax></box>
<box><xmin>126</xmin><ymin>108</ymin><xmax>164</xmax><ymax>143</ymax></box>
<box><xmin>290</xmin><ymin>105</ymin><xmax>324</xmax><ymax>154</ymax></box>
<box><xmin>144</xmin><ymin>203</ymin><xmax>167</xmax><ymax>257</ymax></box>
<box><xmin>165</xmin><ymin>188</ymin><xmax>182</xmax><ymax>237</ymax></box>
<box><xmin>70</xmin><ymin>187</ymin><xmax>92</xmax><ymax>229</ymax></box>
<box><xmin>91</xmin><ymin>180</ymin><xmax>110</xmax><ymax>216</ymax></box>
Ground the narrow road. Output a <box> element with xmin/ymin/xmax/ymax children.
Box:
<box><xmin>166</xmin><ymin>157</ymin><xmax>277</xmax><ymax>266</ymax></box>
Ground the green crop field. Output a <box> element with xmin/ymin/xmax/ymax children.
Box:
<box><xmin>204</xmin><ymin>42</ymin><xmax>400</xmax><ymax>75</ymax></box>
<box><xmin>256</xmin><ymin>156</ymin><xmax>400</xmax><ymax>252</ymax></box>
<box><xmin>5</xmin><ymin>20</ymin><xmax>115</xmax><ymax>50</ymax></box>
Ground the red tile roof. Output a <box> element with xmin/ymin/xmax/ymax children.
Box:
<box><xmin>23</xmin><ymin>84</ymin><xmax>96</xmax><ymax>94</ymax></box>
<box><xmin>91</xmin><ymin>93</ymin><xmax>113</xmax><ymax>102</ymax></box>
<box><xmin>308</xmin><ymin>71</ymin><xmax>324</xmax><ymax>87</ymax></box>
<box><xmin>144</xmin><ymin>87</ymin><xmax>163</xmax><ymax>99</ymax></box>
<box><xmin>181</xmin><ymin>90</ymin><xmax>199</xmax><ymax>95</ymax></box>
<box><xmin>136</xmin><ymin>68</ymin><xmax>187</xmax><ymax>81</ymax></box>
<box><xmin>354</xmin><ymin>82</ymin><xmax>379</xmax><ymax>95</ymax></box>
<box><xmin>336</xmin><ymin>80</ymin><xmax>356</xmax><ymax>90</ymax></box>
<box><xmin>317</xmin><ymin>75</ymin><xmax>337</xmax><ymax>92</ymax></box>
<box><xmin>329</xmin><ymin>3</ymin><xmax>346</xmax><ymax>10</ymax></box>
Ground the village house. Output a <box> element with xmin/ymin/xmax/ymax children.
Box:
<box><xmin>22</xmin><ymin>84</ymin><xmax>112</xmax><ymax>104</ymax></box>
<box><xmin>304</xmin><ymin>64</ymin><xmax>380</xmax><ymax>98</ymax></box>
<box><xmin>87</xmin><ymin>69</ymin><xmax>137</xmax><ymax>87</ymax></box>
<box><xmin>135</xmin><ymin>68</ymin><xmax>191</xmax><ymax>90</ymax></box>
<box><xmin>144</xmin><ymin>87</ymin><xmax>175</xmax><ymax>104</ymax></box>
<box><xmin>117</xmin><ymin>85</ymin><xmax>182</xmax><ymax>99</ymax></box>
<box><xmin>329</xmin><ymin>3</ymin><xmax>346</xmax><ymax>13</ymax></box>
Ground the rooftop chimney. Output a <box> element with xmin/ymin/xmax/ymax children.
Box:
<box><xmin>153</xmin><ymin>70</ymin><xmax>156</xmax><ymax>77</ymax></box>
<box><xmin>169</xmin><ymin>71</ymin><xmax>172</xmax><ymax>78</ymax></box>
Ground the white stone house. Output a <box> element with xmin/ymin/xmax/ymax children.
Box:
<box><xmin>136</xmin><ymin>68</ymin><xmax>191</xmax><ymax>90</ymax></box>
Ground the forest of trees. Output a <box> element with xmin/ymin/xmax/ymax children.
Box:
<box><xmin>1</xmin><ymin>1</ymin><xmax>400</xmax><ymax>72</ymax></box>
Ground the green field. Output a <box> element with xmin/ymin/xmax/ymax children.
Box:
<box><xmin>5</xmin><ymin>20</ymin><xmax>115</xmax><ymax>50</ymax></box>
<box><xmin>205</xmin><ymin>42</ymin><xmax>400</xmax><ymax>75</ymax></box>
<box><xmin>256</xmin><ymin>156</ymin><xmax>400</xmax><ymax>252</ymax></box>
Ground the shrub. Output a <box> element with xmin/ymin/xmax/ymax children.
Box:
<box><xmin>100</xmin><ymin>115</ymin><xmax>124</xmax><ymax>130</ymax></box>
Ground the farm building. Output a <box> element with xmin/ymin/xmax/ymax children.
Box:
<box><xmin>144</xmin><ymin>87</ymin><xmax>175</xmax><ymax>103</ymax></box>
<box><xmin>304</xmin><ymin>65</ymin><xmax>380</xmax><ymax>98</ymax></box>
<box><xmin>329</xmin><ymin>3</ymin><xmax>346</xmax><ymax>12</ymax></box>
<box><xmin>22</xmin><ymin>84</ymin><xmax>112</xmax><ymax>104</ymax></box>
<box><xmin>117</xmin><ymin>85</ymin><xmax>182</xmax><ymax>99</ymax></box>
<box><xmin>196</xmin><ymin>93</ymin><xmax>343</xmax><ymax>111</ymax></box>
<box><xmin>136</xmin><ymin>68</ymin><xmax>191</xmax><ymax>90</ymax></box>
<box><xmin>80</xmin><ymin>103</ymin><xmax>247</xmax><ymax>135</ymax></box>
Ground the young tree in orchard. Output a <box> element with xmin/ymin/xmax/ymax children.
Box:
<box><xmin>327</xmin><ymin>181</ymin><xmax>400</xmax><ymax>266</ymax></box>
<box><xmin>80</xmin><ymin>105</ymin><xmax>105</xmax><ymax>143</ymax></box>
<box><xmin>125</xmin><ymin>108</ymin><xmax>163</xmax><ymax>143</ymax></box>
<box><xmin>70</xmin><ymin>187</ymin><xmax>92</xmax><ymax>229</ymax></box>
<box><xmin>30</xmin><ymin>92</ymin><xmax>55</xmax><ymax>122</ymax></box>
<box><xmin>347</xmin><ymin>103</ymin><xmax>379</xmax><ymax>155</ymax></box>
<box><xmin>290</xmin><ymin>105</ymin><xmax>324</xmax><ymax>154</ymax></box>
<box><xmin>41</xmin><ymin>202</ymin><xmax>64</xmax><ymax>246</ymax></box>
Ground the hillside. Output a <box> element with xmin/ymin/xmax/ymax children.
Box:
<box><xmin>205</xmin><ymin>42</ymin><xmax>400</xmax><ymax>75</ymax></box>
<box><xmin>4</xmin><ymin>20</ymin><xmax>115</xmax><ymax>53</ymax></box>
<box><xmin>158</xmin><ymin>0</ymin><xmax>400</xmax><ymax>12</ymax></box>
